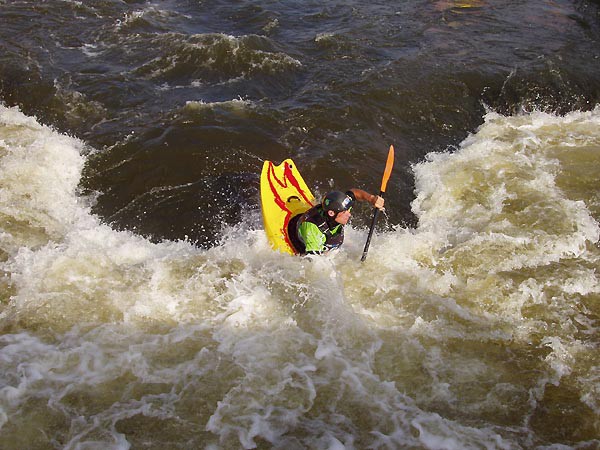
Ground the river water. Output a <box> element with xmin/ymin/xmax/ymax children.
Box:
<box><xmin>1</xmin><ymin>1</ymin><xmax>599</xmax><ymax>449</ymax></box>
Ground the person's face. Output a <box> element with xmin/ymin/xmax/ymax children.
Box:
<box><xmin>333</xmin><ymin>208</ymin><xmax>351</xmax><ymax>225</ymax></box>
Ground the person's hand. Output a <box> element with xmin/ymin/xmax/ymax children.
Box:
<box><xmin>373</xmin><ymin>195</ymin><xmax>384</xmax><ymax>210</ymax></box>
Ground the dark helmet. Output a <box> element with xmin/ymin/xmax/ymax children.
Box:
<box><xmin>322</xmin><ymin>191</ymin><xmax>354</xmax><ymax>214</ymax></box>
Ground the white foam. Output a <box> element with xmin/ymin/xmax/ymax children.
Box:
<box><xmin>1</xmin><ymin>105</ymin><xmax>599</xmax><ymax>448</ymax></box>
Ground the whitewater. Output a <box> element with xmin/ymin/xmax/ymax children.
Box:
<box><xmin>1</xmin><ymin>104</ymin><xmax>598</xmax><ymax>449</ymax></box>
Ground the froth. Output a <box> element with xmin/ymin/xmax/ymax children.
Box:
<box><xmin>411</xmin><ymin>108</ymin><xmax>600</xmax><ymax>276</ymax></box>
<box><xmin>0</xmin><ymin>105</ymin><xmax>94</xmax><ymax>251</ymax></box>
<box><xmin>1</xmin><ymin>106</ymin><xmax>599</xmax><ymax>448</ymax></box>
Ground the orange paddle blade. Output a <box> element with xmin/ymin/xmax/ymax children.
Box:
<box><xmin>379</xmin><ymin>145</ymin><xmax>394</xmax><ymax>193</ymax></box>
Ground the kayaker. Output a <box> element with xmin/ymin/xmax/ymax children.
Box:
<box><xmin>288</xmin><ymin>189</ymin><xmax>384</xmax><ymax>255</ymax></box>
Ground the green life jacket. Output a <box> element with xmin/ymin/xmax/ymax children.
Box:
<box><xmin>289</xmin><ymin>205</ymin><xmax>344</xmax><ymax>254</ymax></box>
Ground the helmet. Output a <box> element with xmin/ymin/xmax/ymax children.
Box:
<box><xmin>322</xmin><ymin>191</ymin><xmax>354</xmax><ymax>214</ymax></box>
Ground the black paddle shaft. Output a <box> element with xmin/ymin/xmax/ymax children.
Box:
<box><xmin>360</xmin><ymin>144</ymin><xmax>394</xmax><ymax>262</ymax></box>
<box><xmin>360</xmin><ymin>191</ymin><xmax>385</xmax><ymax>262</ymax></box>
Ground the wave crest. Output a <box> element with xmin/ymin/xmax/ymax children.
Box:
<box><xmin>133</xmin><ymin>33</ymin><xmax>302</xmax><ymax>83</ymax></box>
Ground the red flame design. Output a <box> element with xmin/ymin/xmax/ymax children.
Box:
<box><xmin>266</xmin><ymin>161</ymin><xmax>314</xmax><ymax>251</ymax></box>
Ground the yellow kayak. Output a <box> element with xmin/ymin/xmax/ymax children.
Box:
<box><xmin>260</xmin><ymin>159</ymin><xmax>315</xmax><ymax>254</ymax></box>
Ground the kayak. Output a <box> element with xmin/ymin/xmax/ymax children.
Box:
<box><xmin>260</xmin><ymin>159</ymin><xmax>315</xmax><ymax>254</ymax></box>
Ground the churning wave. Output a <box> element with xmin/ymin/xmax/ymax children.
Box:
<box><xmin>1</xmin><ymin>105</ymin><xmax>599</xmax><ymax>448</ymax></box>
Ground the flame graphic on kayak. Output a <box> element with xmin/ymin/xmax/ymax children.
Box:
<box><xmin>265</xmin><ymin>160</ymin><xmax>314</xmax><ymax>252</ymax></box>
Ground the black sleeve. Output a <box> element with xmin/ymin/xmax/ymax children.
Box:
<box><xmin>345</xmin><ymin>190</ymin><xmax>356</xmax><ymax>202</ymax></box>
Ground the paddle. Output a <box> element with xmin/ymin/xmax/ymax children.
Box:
<box><xmin>361</xmin><ymin>145</ymin><xmax>395</xmax><ymax>262</ymax></box>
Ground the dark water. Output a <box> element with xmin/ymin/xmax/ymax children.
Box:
<box><xmin>1</xmin><ymin>0</ymin><xmax>599</xmax><ymax>245</ymax></box>
<box><xmin>1</xmin><ymin>1</ymin><xmax>600</xmax><ymax>449</ymax></box>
